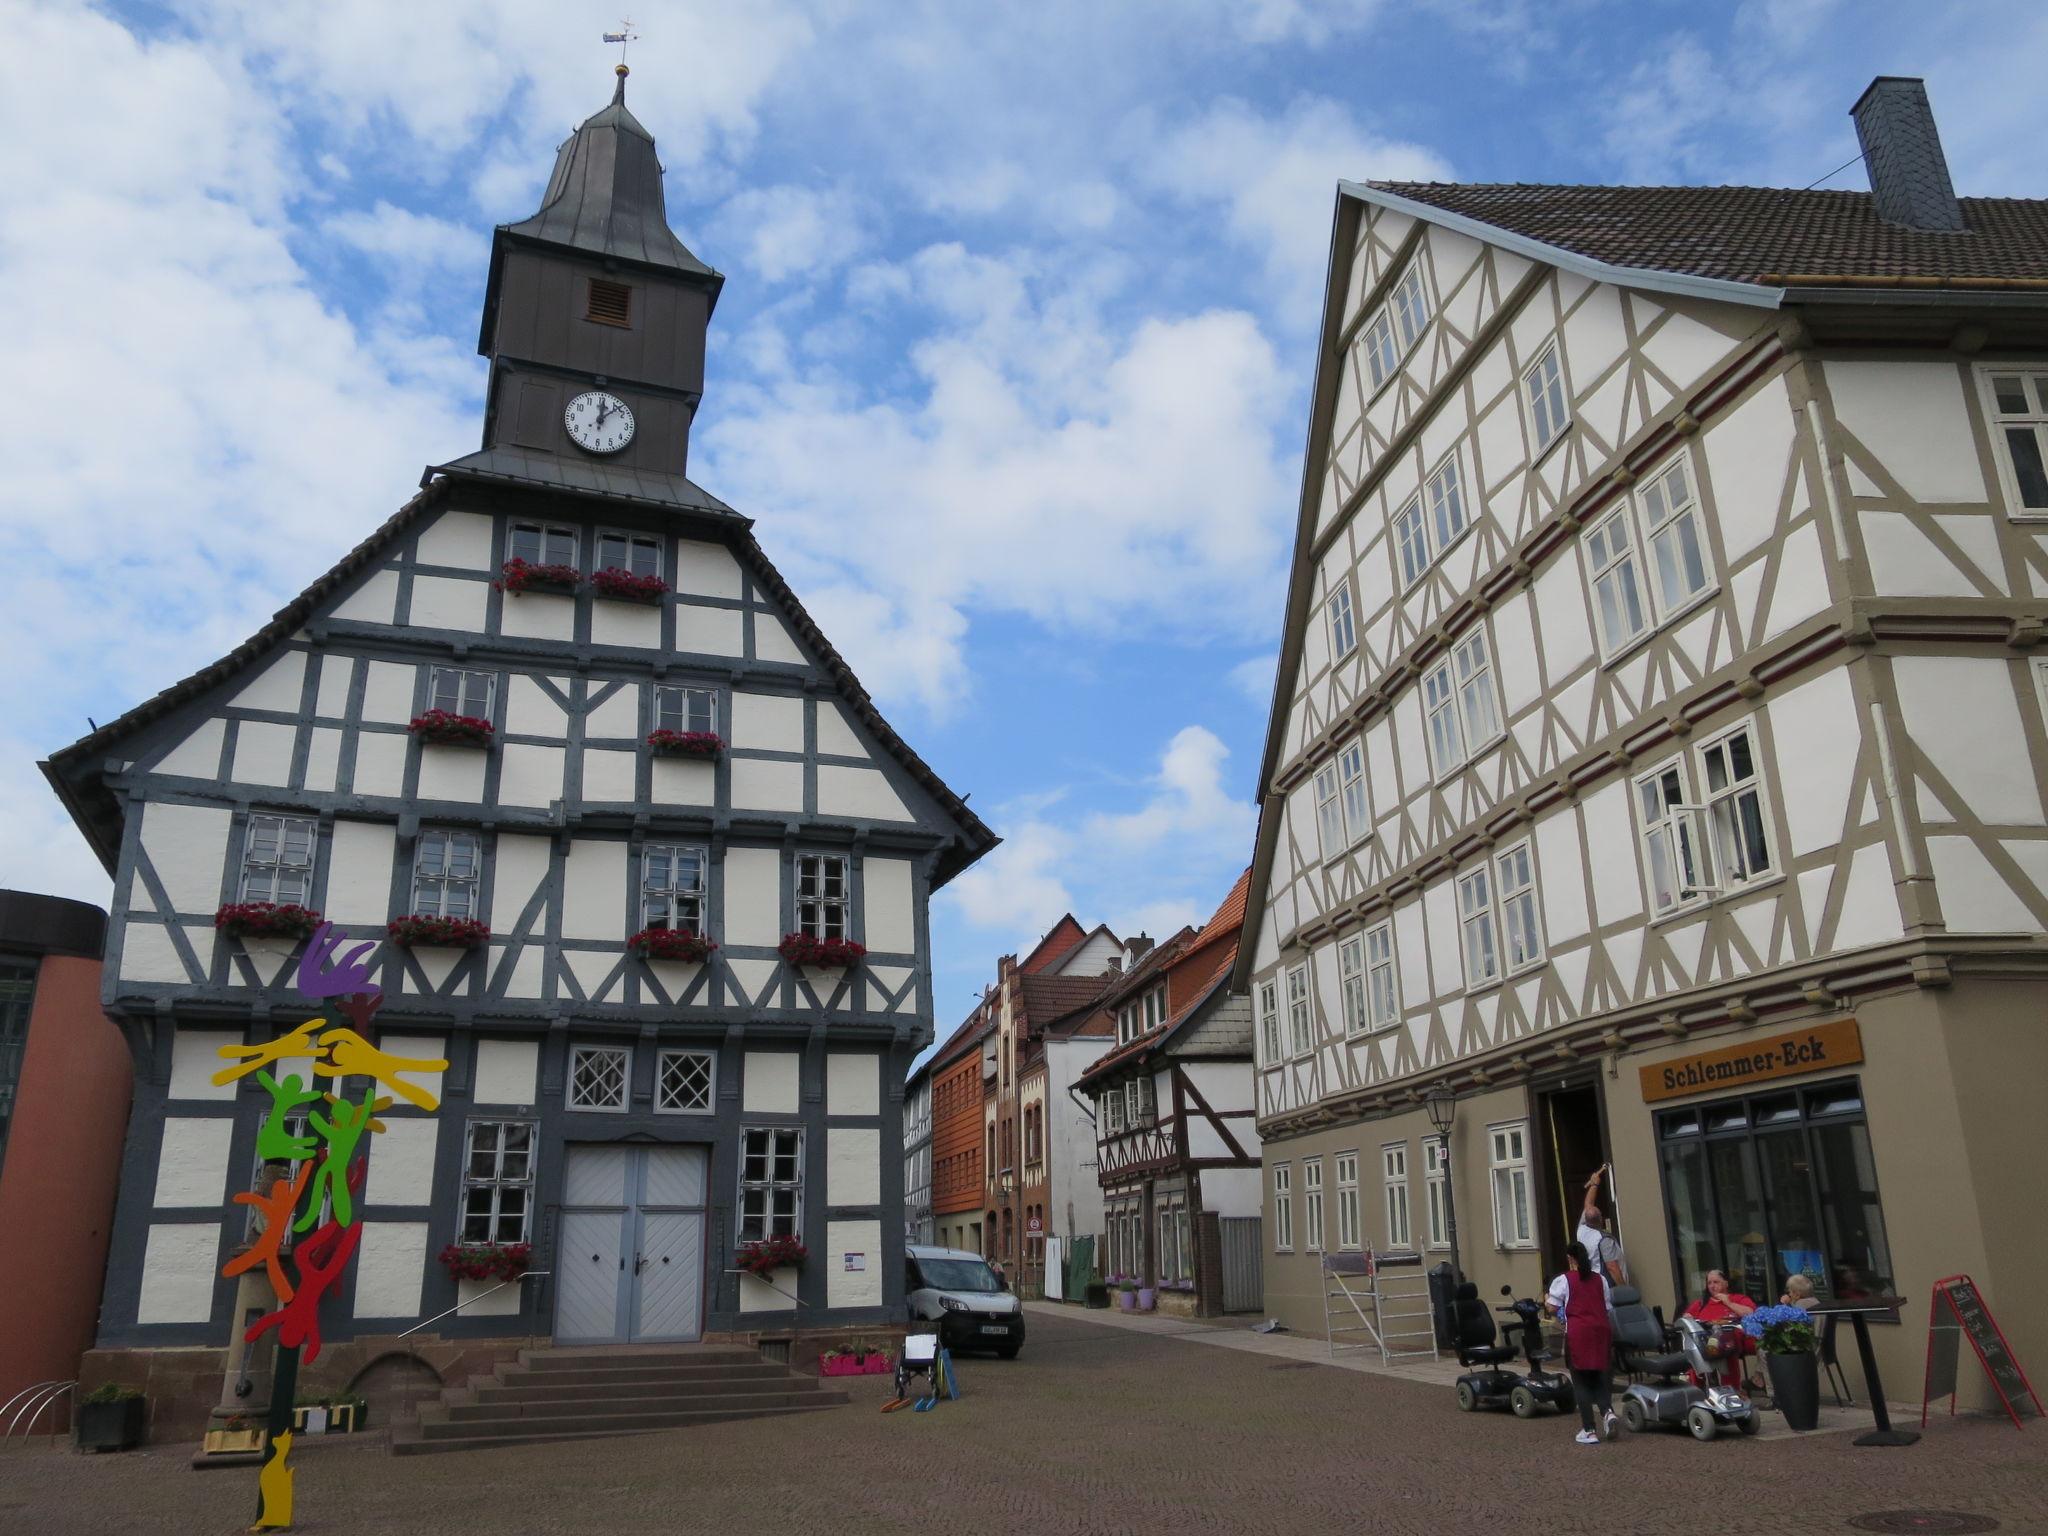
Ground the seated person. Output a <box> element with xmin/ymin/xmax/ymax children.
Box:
<box><xmin>1682</xmin><ymin>1269</ymin><xmax>1757</xmax><ymax>1388</ymax></box>
<box><xmin>1779</xmin><ymin>1273</ymin><xmax>1817</xmax><ymax>1311</ymax></box>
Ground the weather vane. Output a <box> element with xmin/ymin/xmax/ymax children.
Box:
<box><xmin>603</xmin><ymin>19</ymin><xmax>639</xmax><ymax>72</ymax></box>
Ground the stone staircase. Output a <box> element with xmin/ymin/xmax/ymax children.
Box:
<box><xmin>390</xmin><ymin>1344</ymin><xmax>850</xmax><ymax>1455</ymax></box>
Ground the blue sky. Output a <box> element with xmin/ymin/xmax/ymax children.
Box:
<box><xmin>4</xmin><ymin>0</ymin><xmax>2044</xmax><ymax>1034</ymax></box>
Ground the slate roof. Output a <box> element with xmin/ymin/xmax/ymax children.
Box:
<box><xmin>1367</xmin><ymin>182</ymin><xmax>2048</xmax><ymax>289</ymax></box>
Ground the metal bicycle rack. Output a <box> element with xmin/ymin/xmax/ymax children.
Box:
<box><xmin>3</xmin><ymin>1380</ymin><xmax>76</xmax><ymax>1440</ymax></box>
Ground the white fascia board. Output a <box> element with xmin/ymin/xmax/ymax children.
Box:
<box><xmin>1340</xmin><ymin>181</ymin><xmax>1787</xmax><ymax>311</ymax></box>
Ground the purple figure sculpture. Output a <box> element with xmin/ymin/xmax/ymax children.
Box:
<box><xmin>295</xmin><ymin>922</ymin><xmax>381</xmax><ymax>1001</ymax></box>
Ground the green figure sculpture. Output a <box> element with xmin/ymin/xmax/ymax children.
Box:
<box><xmin>254</xmin><ymin>1070</ymin><xmax>322</xmax><ymax>1163</ymax></box>
<box><xmin>299</xmin><ymin>1087</ymin><xmax>377</xmax><ymax>1231</ymax></box>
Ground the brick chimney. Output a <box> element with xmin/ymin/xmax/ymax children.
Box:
<box><xmin>1851</xmin><ymin>76</ymin><xmax>1964</xmax><ymax>232</ymax></box>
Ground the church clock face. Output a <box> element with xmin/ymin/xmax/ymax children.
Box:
<box><xmin>564</xmin><ymin>390</ymin><xmax>636</xmax><ymax>454</ymax></box>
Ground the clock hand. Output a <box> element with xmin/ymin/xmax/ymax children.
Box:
<box><xmin>595</xmin><ymin>399</ymin><xmax>612</xmax><ymax>427</ymax></box>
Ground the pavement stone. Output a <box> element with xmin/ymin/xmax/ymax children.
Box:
<box><xmin>2</xmin><ymin>1306</ymin><xmax>2042</xmax><ymax>1535</ymax></box>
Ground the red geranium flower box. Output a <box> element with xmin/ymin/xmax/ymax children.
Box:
<box><xmin>438</xmin><ymin>1241</ymin><xmax>532</xmax><ymax>1284</ymax></box>
<box><xmin>591</xmin><ymin>567</ymin><xmax>670</xmax><ymax>604</ymax></box>
<box><xmin>387</xmin><ymin>914</ymin><xmax>490</xmax><ymax>950</ymax></box>
<box><xmin>736</xmin><ymin>1235</ymin><xmax>808</xmax><ymax>1278</ymax></box>
<box><xmin>818</xmin><ymin>1350</ymin><xmax>895</xmax><ymax>1378</ymax></box>
<box><xmin>629</xmin><ymin>927</ymin><xmax>717</xmax><ymax>963</ymax></box>
<box><xmin>409</xmin><ymin>709</ymin><xmax>494</xmax><ymax>748</ymax></box>
<box><xmin>647</xmin><ymin>729</ymin><xmax>723</xmax><ymax>758</ymax></box>
<box><xmin>493</xmin><ymin>557</ymin><xmax>581</xmax><ymax>596</ymax></box>
<box><xmin>778</xmin><ymin>934</ymin><xmax>867</xmax><ymax>970</ymax></box>
<box><xmin>214</xmin><ymin>902</ymin><xmax>324</xmax><ymax>941</ymax></box>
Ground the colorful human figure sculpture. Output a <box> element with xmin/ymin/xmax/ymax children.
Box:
<box><xmin>253</xmin><ymin>1070</ymin><xmax>322</xmax><ymax>1162</ymax></box>
<box><xmin>245</xmin><ymin>1166</ymin><xmax>366</xmax><ymax>1365</ymax></box>
<box><xmin>299</xmin><ymin>1091</ymin><xmax>378</xmax><ymax>1230</ymax></box>
<box><xmin>313</xmin><ymin>1027</ymin><xmax>446</xmax><ymax>1112</ymax></box>
<box><xmin>211</xmin><ymin>1019</ymin><xmax>326</xmax><ymax>1089</ymax></box>
<box><xmin>295</xmin><ymin>922</ymin><xmax>381</xmax><ymax>999</ymax></box>
<box><xmin>225</xmin><ymin>1161</ymin><xmax>315</xmax><ymax>1301</ymax></box>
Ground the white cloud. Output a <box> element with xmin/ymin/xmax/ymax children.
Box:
<box><xmin>1229</xmin><ymin>652</ymin><xmax>1279</xmax><ymax>705</ymax></box>
<box><xmin>708</xmin><ymin>183</ymin><xmax>871</xmax><ymax>286</ymax></box>
<box><xmin>325</xmin><ymin>200</ymin><xmax>487</xmax><ymax>274</ymax></box>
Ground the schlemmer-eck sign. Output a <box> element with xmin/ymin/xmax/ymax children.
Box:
<box><xmin>1639</xmin><ymin>1018</ymin><xmax>1863</xmax><ymax>1105</ymax></box>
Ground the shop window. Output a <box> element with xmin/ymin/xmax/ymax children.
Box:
<box><xmin>1656</xmin><ymin>1078</ymin><xmax>1894</xmax><ymax>1311</ymax></box>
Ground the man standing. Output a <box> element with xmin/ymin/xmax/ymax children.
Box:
<box><xmin>1576</xmin><ymin>1167</ymin><xmax>1627</xmax><ymax>1287</ymax></box>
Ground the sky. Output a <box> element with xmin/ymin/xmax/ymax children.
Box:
<box><xmin>4</xmin><ymin>0</ymin><xmax>2046</xmax><ymax>1038</ymax></box>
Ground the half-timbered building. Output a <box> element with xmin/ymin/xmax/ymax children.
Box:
<box><xmin>1238</xmin><ymin>77</ymin><xmax>2048</xmax><ymax>1397</ymax></box>
<box><xmin>40</xmin><ymin>69</ymin><xmax>994</xmax><ymax>1415</ymax></box>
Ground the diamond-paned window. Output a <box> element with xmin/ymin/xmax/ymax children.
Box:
<box><xmin>567</xmin><ymin>1045</ymin><xmax>630</xmax><ymax>1111</ymax></box>
<box><xmin>656</xmin><ymin>1049</ymin><xmax>714</xmax><ymax>1114</ymax></box>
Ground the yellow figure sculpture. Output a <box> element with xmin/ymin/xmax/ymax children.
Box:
<box><xmin>253</xmin><ymin>1429</ymin><xmax>294</xmax><ymax>1529</ymax></box>
<box><xmin>212</xmin><ymin>1021</ymin><xmax>326</xmax><ymax>1088</ymax></box>
<box><xmin>313</xmin><ymin>1027</ymin><xmax>446</xmax><ymax>1112</ymax></box>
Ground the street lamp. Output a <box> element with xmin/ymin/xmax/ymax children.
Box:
<box><xmin>1424</xmin><ymin>1085</ymin><xmax>1462</xmax><ymax>1285</ymax></box>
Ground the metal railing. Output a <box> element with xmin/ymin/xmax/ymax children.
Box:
<box><xmin>397</xmin><ymin>1272</ymin><xmax>551</xmax><ymax>1339</ymax></box>
<box><xmin>3</xmin><ymin>1381</ymin><xmax>75</xmax><ymax>1440</ymax></box>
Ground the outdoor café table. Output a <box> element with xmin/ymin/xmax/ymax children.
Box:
<box><xmin>1807</xmin><ymin>1296</ymin><xmax>1917</xmax><ymax>1446</ymax></box>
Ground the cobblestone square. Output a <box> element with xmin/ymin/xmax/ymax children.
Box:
<box><xmin>5</xmin><ymin>1307</ymin><xmax>2044</xmax><ymax>1535</ymax></box>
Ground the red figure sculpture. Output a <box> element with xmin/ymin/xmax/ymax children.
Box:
<box><xmin>245</xmin><ymin>1161</ymin><xmax>366</xmax><ymax>1365</ymax></box>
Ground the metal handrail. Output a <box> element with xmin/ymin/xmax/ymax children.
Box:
<box><xmin>5</xmin><ymin>1381</ymin><xmax>75</xmax><ymax>1439</ymax></box>
<box><xmin>397</xmin><ymin>1272</ymin><xmax>551</xmax><ymax>1338</ymax></box>
<box><xmin>723</xmin><ymin>1269</ymin><xmax>800</xmax><ymax>1307</ymax></box>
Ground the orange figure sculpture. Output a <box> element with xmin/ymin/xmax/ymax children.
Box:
<box><xmin>313</xmin><ymin>1027</ymin><xmax>446</xmax><ymax>1111</ymax></box>
<box><xmin>211</xmin><ymin>1019</ymin><xmax>327</xmax><ymax>1088</ymax></box>
<box><xmin>225</xmin><ymin>1161</ymin><xmax>316</xmax><ymax>1301</ymax></box>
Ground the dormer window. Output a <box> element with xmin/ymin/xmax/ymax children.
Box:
<box><xmin>586</xmin><ymin>278</ymin><xmax>632</xmax><ymax>327</ymax></box>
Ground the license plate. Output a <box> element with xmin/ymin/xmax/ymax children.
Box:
<box><xmin>979</xmin><ymin>1324</ymin><xmax>1009</xmax><ymax>1335</ymax></box>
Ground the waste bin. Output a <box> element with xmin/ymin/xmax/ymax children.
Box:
<box><xmin>1429</xmin><ymin>1261</ymin><xmax>1458</xmax><ymax>1350</ymax></box>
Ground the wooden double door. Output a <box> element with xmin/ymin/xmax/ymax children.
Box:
<box><xmin>554</xmin><ymin>1144</ymin><xmax>708</xmax><ymax>1343</ymax></box>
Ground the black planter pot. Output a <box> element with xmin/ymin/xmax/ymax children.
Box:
<box><xmin>74</xmin><ymin>1397</ymin><xmax>145</xmax><ymax>1452</ymax></box>
<box><xmin>1766</xmin><ymin>1350</ymin><xmax>1821</xmax><ymax>1430</ymax></box>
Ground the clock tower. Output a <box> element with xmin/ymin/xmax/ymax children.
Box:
<box><xmin>471</xmin><ymin>65</ymin><xmax>723</xmax><ymax>484</ymax></box>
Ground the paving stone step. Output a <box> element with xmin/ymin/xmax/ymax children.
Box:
<box><xmin>517</xmin><ymin>1346</ymin><xmax>762</xmax><ymax>1370</ymax></box>
<box><xmin>490</xmin><ymin>1362</ymin><xmax>797</xmax><ymax>1390</ymax></box>
<box><xmin>390</xmin><ymin>1402</ymin><xmax>845</xmax><ymax>1457</ymax></box>
<box><xmin>444</xmin><ymin>1387</ymin><xmax>844</xmax><ymax>1424</ymax></box>
<box><xmin>474</xmin><ymin>1374</ymin><xmax>825</xmax><ymax>1406</ymax></box>
<box><xmin>405</xmin><ymin>1398</ymin><xmax>847</xmax><ymax>1446</ymax></box>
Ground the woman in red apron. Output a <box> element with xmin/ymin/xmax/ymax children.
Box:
<box><xmin>1554</xmin><ymin>1240</ymin><xmax>1617</xmax><ymax>1443</ymax></box>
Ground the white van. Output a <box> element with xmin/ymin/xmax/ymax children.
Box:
<box><xmin>905</xmin><ymin>1244</ymin><xmax>1026</xmax><ymax>1358</ymax></box>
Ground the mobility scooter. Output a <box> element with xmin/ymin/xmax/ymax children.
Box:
<box><xmin>1610</xmin><ymin>1285</ymin><xmax>1759</xmax><ymax>1441</ymax></box>
<box><xmin>1451</xmin><ymin>1282</ymin><xmax>1576</xmax><ymax>1418</ymax></box>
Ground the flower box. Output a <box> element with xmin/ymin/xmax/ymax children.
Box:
<box><xmin>647</xmin><ymin>729</ymin><xmax>724</xmax><ymax>758</ymax></box>
<box><xmin>592</xmin><ymin>567</ymin><xmax>670</xmax><ymax>604</ymax></box>
<box><xmin>629</xmin><ymin>927</ymin><xmax>717</xmax><ymax>963</ymax></box>
<box><xmin>291</xmin><ymin>1398</ymin><xmax>364</xmax><ymax>1435</ymax></box>
<box><xmin>387</xmin><ymin>914</ymin><xmax>491</xmax><ymax>950</ymax></box>
<box><xmin>494</xmin><ymin>557</ymin><xmax>581</xmax><ymax>596</ymax></box>
<box><xmin>819</xmin><ymin>1351</ymin><xmax>894</xmax><ymax>1378</ymax></box>
<box><xmin>214</xmin><ymin>902</ymin><xmax>323</xmax><ymax>941</ymax></box>
<box><xmin>74</xmin><ymin>1389</ymin><xmax>144</xmax><ymax>1453</ymax></box>
<box><xmin>202</xmin><ymin>1425</ymin><xmax>265</xmax><ymax>1456</ymax></box>
<box><xmin>778</xmin><ymin>934</ymin><xmax>867</xmax><ymax>970</ymax></box>
<box><xmin>438</xmin><ymin>1240</ymin><xmax>531</xmax><ymax>1283</ymax></box>
<box><xmin>736</xmin><ymin>1235</ymin><xmax>808</xmax><ymax>1278</ymax></box>
<box><xmin>408</xmin><ymin>709</ymin><xmax>494</xmax><ymax>748</ymax></box>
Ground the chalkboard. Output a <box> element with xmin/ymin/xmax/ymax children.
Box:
<box><xmin>1924</xmin><ymin>1275</ymin><xmax>2042</xmax><ymax>1427</ymax></box>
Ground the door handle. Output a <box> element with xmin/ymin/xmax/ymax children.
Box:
<box><xmin>634</xmin><ymin>1252</ymin><xmax>647</xmax><ymax>1275</ymax></box>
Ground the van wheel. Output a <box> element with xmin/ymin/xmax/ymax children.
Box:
<box><xmin>996</xmin><ymin>1345</ymin><xmax>1021</xmax><ymax>1360</ymax></box>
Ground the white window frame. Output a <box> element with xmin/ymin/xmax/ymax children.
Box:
<box><xmin>738</xmin><ymin>1125</ymin><xmax>803</xmax><ymax>1242</ymax></box>
<box><xmin>411</xmin><ymin>828</ymin><xmax>483</xmax><ymax>919</ymax></box>
<box><xmin>1313</xmin><ymin>761</ymin><xmax>1345</xmax><ymax>862</ymax></box>
<box><xmin>1272</xmin><ymin>1162</ymin><xmax>1294</xmax><ymax>1252</ymax></box>
<box><xmin>1426</xmin><ymin>451</ymin><xmax>1468</xmax><ymax>555</ymax></box>
<box><xmin>596</xmin><ymin>529</ymin><xmax>663</xmax><ymax>578</ymax></box>
<box><xmin>1456</xmin><ymin>863</ymin><xmax>1501</xmax><ymax>991</ymax></box>
<box><xmin>1382</xmin><ymin>1142</ymin><xmax>1412</xmax><ymax>1251</ymax></box>
<box><xmin>795</xmin><ymin>852</ymin><xmax>850</xmax><ymax>941</ymax></box>
<box><xmin>1633</xmin><ymin>719</ymin><xmax>1779</xmax><ymax>919</ymax></box>
<box><xmin>1423</xmin><ymin>628</ymin><xmax>1502</xmax><ymax>779</ymax></box>
<box><xmin>654</xmin><ymin>685</ymin><xmax>716</xmax><ymax>737</ymax></box>
<box><xmin>1424</xmin><ymin>1138</ymin><xmax>1449</xmax><ymax>1250</ymax></box>
<box><xmin>1523</xmin><ymin>341</ymin><xmax>1569</xmax><ymax>455</ymax></box>
<box><xmin>1363</xmin><ymin>309</ymin><xmax>1399</xmax><ymax>391</ymax></box>
<box><xmin>1327</xmin><ymin>582</ymin><xmax>1358</xmax><ymax>659</ymax></box>
<box><xmin>1488</xmin><ymin>1122</ymin><xmax>1534</xmax><ymax>1249</ymax></box>
<box><xmin>1583</xmin><ymin>452</ymin><xmax>1717</xmax><ymax>662</ymax></box>
<box><xmin>1391</xmin><ymin>262</ymin><xmax>1431</xmax><ymax>352</ymax></box>
<box><xmin>1102</xmin><ymin>1087</ymin><xmax>1124</xmax><ymax>1135</ymax></box>
<box><xmin>566</xmin><ymin>1043</ymin><xmax>631</xmax><ymax>1112</ymax></box>
<box><xmin>1338</xmin><ymin>741</ymin><xmax>1369</xmax><ymax>848</ymax></box>
<box><xmin>1285</xmin><ymin>963</ymin><xmax>1312</xmax><ymax>1057</ymax></box>
<box><xmin>1639</xmin><ymin>455</ymin><xmax>1713</xmax><ymax>618</ymax></box>
<box><xmin>427</xmin><ymin>665</ymin><xmax>495</xmax><ymax>721</ymax></box>
<box><xmin>459</xmin><ymin>1119</ymin><xmax>537</xmax><ymax>1244</ymax></box>
<box><xmin>1585</xmin><ymin>502</ymin><xmax>1650</xmax><ymax>656</ymax></box>
<box><xmin>1302</xmin><ymin>1156</ymin><xmax>1325</xmax><ymax>1254</ymax></box>
<box><xmin>1635</xmin><ymin>757</ymin><xmax>1711</xmax><ymax>916</ymax></box>
<box><xmin>1365</xmin><ymin>921</ymin><xmax>1399</xmax><ymax>1029</ymax></box>
<box><xmin>1335</xmin><ymin>1151</ymin><xmax>1361</xmax><ymax>1251</ymax></box>
<box><xmin>654</xmin><ymin>1048</ymin><xmax>715</xmax><ymax>1115</ymax></box>
<box><xmin>641</xmin><ymin>843</ymin><xmax>708</xmax><ymax>934</ymax></box>
<box><xmin>1391</xmin><ymin>450</ymin><xmax>1469</xmax><ymax>592</ymax></box>
<box><xmin>1394</xmin><ymin>493</ymin><xmax>1430</xmax><ymax>590</ymax></box>
<box><xmin>240</xmin><ymin>813</ymin><xmax>317</xmax><ymax>906</ymax></box>
<box><xmin>1696</xmin><ymin>720</ymin><xmax>1779</xmax><ymax>894</ymax></box>
<box><xmin>1978</xmin><ymin>364</ymin><xmax>2048</xmax><ymax>519</ymax></box>
<box><xmin>508</xmin><ymin>521</ymin><xmax>578</xmax><ymax>568</ymax></box>
<box><xmin>1257</xmin><ymin>978</ymin><xmax>1281</xmax><ymax>1066</ymax></box>
<box><xmin>1338</xmin><ymin>935</ymin><xmax>1367</xmax><ymax>1036</ymax></box>
<box><xmin>1495</xmin><ymin>840</ymin><xmax>1544</xmax><ymax>974</ymax></box>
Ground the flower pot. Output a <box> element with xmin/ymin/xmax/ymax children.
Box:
<box><xmin>74</xmin><ymin>1397</ymin><xmax>145</xmax><ymax>1453</ymax></box>
<box><xmin>1137</xmin><ymin>1287</ymin><xmax>1157</xmax><ymax>1311</ymax></box>
<box><xmin>819</xmin><ymin>1353</ymin><xmax>895</xmax><ymax>1378</ymax></box>
<box><xmin>1766</xmin><ymin>1349</ymin><xmax>1821</xmax><ymax>1431</ymax></box>
<box><xmin>1118</xmin><ymin>1290</ymin><xmax>1136</xmax><ymax>1311</ymax></box>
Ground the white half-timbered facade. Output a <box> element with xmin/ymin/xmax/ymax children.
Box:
<box><xmin>1238</xmin><ymin>78</ymin><xmax>2048</xmax><ymax>1398</ymax></box>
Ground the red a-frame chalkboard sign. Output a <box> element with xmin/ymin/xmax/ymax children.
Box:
<box><xmin>1922</xmin><ymin>1275</ymin><xmax>2043</xmax><ymax>1428</ymax></box>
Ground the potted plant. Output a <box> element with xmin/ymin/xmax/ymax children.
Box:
<box><xmin>408</xmin><ymin>708</ymin><xmax>494</xmax><ymax>748</ymax></box>
<box><xmin>438</xmin><ymin>1240</ymin><xmax>532</xmax><ymax>1283</ymax></box>
<box><xmin>202</xmin><ymin>1413</ymin><xmax>265</xmax><ymax>1455</ymax></box>
<box><xmin>333</xmin><ymin>1393</ymin><xmax>368</xmax><ymax>1432</ymax></box>
<box><xmin>493</xmin><ymin>557</ymin><xmax>581</xmax><ymax>596</ymax></box>
<box><xmin>777</xmin><ymin>934</ymin><xmax>867</xmax><ymax>970</ymax></box>
<box><xmin>1117</xmin><ymin>1279</ymin><xmax>1137</xmax><ymax>1312</ymax></box>
<box><xmin>818</xmin><ymin>1340</ymin><xmax>894</xmax><ymax>1377</ymax></box>
<box><xmin>1136</xmin><ymin>1284</ymin><xmax>1157</xmax><ymax>1311</ymax></box>
<box><xmin>74</xmin><ymin>1384</ymin><xmax>145</xmax><ymax>1453</ymax></box>
<box><xmin>628</xmin><ymin>926</ymin><xmax>717</xmax><ymax>963</ymax></box>
<box><xmin>387</xmin><ymin>914</ymin><xmax>491</xmax><ymax>949</ymax></box>
<box><xmin>646</xmin><ymin>728</ymin><xmax>724</xmax><ymax>758</ymax></box>
<box><xmin>592</xmin><ymin>567</ymin><xmax>670</xmax><ymax>604</ymax></box>
<box><xmin>735</xmin><ymin>1234</ymin><xmax>808</xmax><ymax>1279</ymax></box>
<box><xmin>1743</xmin><ymin>1304</ymin><xmax>1822</xmax><ymax>1430</ymax></box>
<box><xmin>213</xmin><ymin>902</ymin><xmax>324</xmax><ymax>942</ymax></box>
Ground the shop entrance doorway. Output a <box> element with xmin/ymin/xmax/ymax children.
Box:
<box><xmin>1534</xmin><ymin>1080</ymin><xmax>1611</xmax><ymax>1284</ymax></box>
